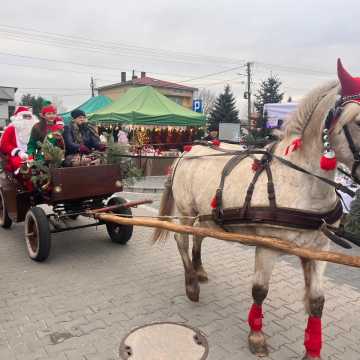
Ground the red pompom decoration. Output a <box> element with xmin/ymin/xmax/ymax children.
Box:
<box><xmin>212</xmin><ymin>139</ymin><xmax>221</xmax><ymax>147</ymax></box>
<box><xmin>320</xmin><ymin>151</ymin><xmax>337</xmax><ymax>171</ymax></box>
<box><xmin>251</xmin><ymin>159</ymin><xmax>261</xmax><ymax>172</ymax></box>
<box><xmin>183</xmin><ymin>145</ymin><xmax>192</xmax><ymax>152</ymax></box>
<box><xmin>210</xmin><ymin>197</ymin><xmax>217</xmax><ymax>209</ymax></box>
<box><xmin>285</xmin><ymin>137</ymin><xmax>302</xmax><ymax>155</ymax></box>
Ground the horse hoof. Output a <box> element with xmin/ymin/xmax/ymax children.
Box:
<box><xmin>186</xmin><ymin>285</ymin><xmax>200</xmax><ymax>302</ymax></box>
<box><xmin>196</xmin><ymin>269</ymin><xmax>208</xmax><ymax>283</ymax></box>
<box><xmin>248</xmin><ymin>331</ymin><xmax>268</xmax><ymax>357</ymax></box>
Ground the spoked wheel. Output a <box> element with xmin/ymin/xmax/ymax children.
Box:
<box><xmin>106</xmin><ymin>197</ymin><xmax>133</xmax><ymax>244</ymax></box>
<box><xmin>0</xmin><ymin>188</ymin><xmax>12</xmax><ymax>229</ymax></box>
<box><xmin>25</xmin><ymin>207</ymin><xmax>51</xmax><ymax>262</ymax></box>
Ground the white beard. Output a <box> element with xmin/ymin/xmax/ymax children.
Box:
<box><xmin>11</xmin><ymin>113</ymin><xmax>38</xmax><ymax>151</ymax></box>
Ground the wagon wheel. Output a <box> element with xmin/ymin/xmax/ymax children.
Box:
<box><xmin>0</xmin><ymin>188</ymin><xmax>12</xmax><ymax>229</ymax></box>
<box><xmin>25</xmin><ymin>207</ymin><xmax>51</xmax><ymax>262</ymax></box>
<box><xmin>106</xmin><ymin>197</ymin><xmax>133</xmax><ymax>244</ymax></box>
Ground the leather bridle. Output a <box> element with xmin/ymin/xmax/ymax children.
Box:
<box><xmin>341</xmin><ymin>124</ymin><xmax>360</xmax><ymax>184</ymax></box>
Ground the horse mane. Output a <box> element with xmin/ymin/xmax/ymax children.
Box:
<box><xmin>280</xmin><ymin>80</ymin><xmax>340</xmax><ymax>140</ymax></box>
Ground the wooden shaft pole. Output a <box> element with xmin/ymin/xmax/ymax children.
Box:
<box><xmin>98</xmin><ymin>214</ymin><xmax>360</xmax><ymax>268</ymax></box>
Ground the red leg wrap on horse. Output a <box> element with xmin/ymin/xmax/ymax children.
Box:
<box><xmin>304</xmin><ymin>316</ymin><xmax>322</xmax><ymax>358</ymax></box>
<box><xmin>248</xmin><ymin>303</ymin><xmax>263</xmax><ymax>332</ymax></box>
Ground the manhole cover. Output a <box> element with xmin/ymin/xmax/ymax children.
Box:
<box><xmin>119</xmin><ymin>322</ymin><xmax>209</xmax><ymax>360</ymax></box>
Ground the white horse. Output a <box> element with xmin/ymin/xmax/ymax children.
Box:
<box><xmin>153</xmin><ymin>61</ymin><xmax>360</xmax><ymax>359</ymax></box>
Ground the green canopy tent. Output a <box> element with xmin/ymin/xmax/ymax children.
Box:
<box><xmin>60</xmin><ymin>95</ymin><xmax>113</xmax><ymax>125</ymax></box>
<box><xmin>88</xmin><ymin>86</ymin><xmax>205</xmax><ymax>126</ymax></box>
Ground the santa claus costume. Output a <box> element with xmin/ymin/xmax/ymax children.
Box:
<box><xmin>0</xmin><ymin>106</ymin><xmax>37</xmax><ymax>174</ymax></box>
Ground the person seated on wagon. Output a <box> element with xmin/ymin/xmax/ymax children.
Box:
<box><xmin>63</xmin><ymin>109</ymin><xmax>106</xmax><ymax>156</ymax></box>
<box><xmin>27</xmin><ymin>104</ymin><xmax>64</xmax><ymax>160</ymax></box>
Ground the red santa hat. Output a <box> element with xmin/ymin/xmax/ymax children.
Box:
<box><xmin>14</xmin><ymin>106</ymin><xmax>31</xmax><ymax>117</ymax></box>
<box><xmin>338</xmin><ymin>59</ymin><xmax>360</xmax><ymax>103</ymax></box>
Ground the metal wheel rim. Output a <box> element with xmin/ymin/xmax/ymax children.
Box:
<box><xmin>25</xmin><ymin>213</ymin><xmax>39</xmax><ymax>255</ymax></box>
<box><xmin>112</xmin><ymin>225</ymin><xmax>122</xmax><ymax>234</ymax></box>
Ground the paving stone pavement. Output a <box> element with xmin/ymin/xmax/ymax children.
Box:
<box><xmin>0</xmin><ymin>205</ymin><xmax>359</xmax><ymax>360</ymax></box>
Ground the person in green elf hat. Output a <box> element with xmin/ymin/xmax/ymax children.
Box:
<box><xmin>27</xmin><ymin>103</ymin><xmax>64</xmax><ymax>160</ymax></box>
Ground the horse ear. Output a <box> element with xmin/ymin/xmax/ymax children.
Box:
<box><xmin>337</xmin><ymin>58</ymin><xmax>360</xmax><ymax>99</ymax></box>
<box><xmin>337</xmin><ymin>58</ymin><xmax>353</xmax><ymax>84</ymax></box>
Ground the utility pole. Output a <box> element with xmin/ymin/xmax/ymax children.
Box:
<box><xmin>246</xmin><ymin>62</ymin><xmax>253</xmax><ymax>129</ymax></box>
<box><xmin>90</xmin><ymin>77</ymin><xmax>95</xmax><ymax>97</ymax></box>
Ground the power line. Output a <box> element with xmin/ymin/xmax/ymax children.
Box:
<box><xmin>0</xmin><ymin>24</ymin><xmax>338</xmax><ymax>79</ymax></box>
<box><xmin>0</xmin><ymin>51</ymin><xmax>231</xmax><ymax>82</ymax></box>
<box><xmin>0</xmin><ymin>24</ymin><xmax>339</xmax><ymax>84</ymax></box>
<box><xmin>181</xmin><ymin>64</ymin><xmax>247</xmax><ymax>82</ymax></box>
<box><xmin>0</xmin><ymin>28</ymin><xmax>245</xmax><ymax>68</ymax></box>
<box><xmin>0</xmin><ymin>23</ymin><xmax>246</xmax><ymax>66</ymax></box>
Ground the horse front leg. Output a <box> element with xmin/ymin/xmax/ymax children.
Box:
<box><xmin>174</xmin><ymin>229</ymin><xmax>200</xmax><ymax>302</ymax></box>
<box><xmin>248</xmin><ymin>247</ymin><xmax>279</xmax><ymax>357</ymax></box>
<box><xmin>301</xmin><ymin>259</ymin><xmax>326</xmax><ymax>360</ymax></box>
<box><xmin>192</xmin><ymin>235</ymin><xmax>208</xmax><ymax>282</ymax></box>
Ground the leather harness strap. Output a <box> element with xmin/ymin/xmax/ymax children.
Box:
<box><xmin>197</xmin><ymin>143</ymin><xmax>343</xmax><ymax>235</ymax></box>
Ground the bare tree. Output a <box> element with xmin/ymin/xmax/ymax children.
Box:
<box><xmin>197</xmin><ymin>88</ymin><xmax>216</xmax><ymax>117</ymax></box>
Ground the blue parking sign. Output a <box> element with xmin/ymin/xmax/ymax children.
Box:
<box><xmin>192</xmin><ymin>99</ymin><xmax>203</xmax><ymax>113</ymax></box>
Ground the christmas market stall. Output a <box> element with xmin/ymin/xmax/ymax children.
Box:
<box><xmin>88</xmin><ymin>86</ymin><xmax>206</xmax><ymax>176</ymax></box>
<box><xmin>60</xmin><ymin>95</ymin><xmax>113</xmax><ymax>125</ymax></box>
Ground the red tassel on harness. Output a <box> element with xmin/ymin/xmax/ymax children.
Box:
<box><xmin>183</xmin><ymin>145</ymin><xmax>192</xmax><ymax>152</ymax></box>
<box><xmin>248</xmin><ymin>303</ymin><xmax>263</xmax><ymax>332</ymax></box>
<box><xmin>285</xmin><ymin>137</ymin><xmax>302</xmax><ymax>155</ymax></box>
<box><xmin>320</xmin><ymin>150</ymin><xmax>337</xmax><ymax>171</ymax></box>
<box><xmin>210</xmin><ymin>197</ymin><xmax>217</xmax><ymax>209</ymax></box>
<box><xmin>251</xmin><ymin>159</ymin><xmax>261</xmax><ymax>172</ymax></box>
<box><xmin>212</xmin><ymin>139</ymin><xmax>221</xmax><ymax>147</ymax></box>
<box><xmin>304</xmin><ymin>316</ymin><xmax>322</xmax><ymax>358</ymax></box>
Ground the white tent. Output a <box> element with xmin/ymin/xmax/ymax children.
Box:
<box><xmin>263</xmin><ymin>102</ymin><xmax>298</xmax><ymax>128</ymax></box>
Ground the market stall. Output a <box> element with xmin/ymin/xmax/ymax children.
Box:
<box><xmin>88</xmin><ymin>86</ymin><xmax>206</xmax><ymax>175</ymax></box>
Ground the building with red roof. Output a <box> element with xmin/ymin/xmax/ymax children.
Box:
<box><xmin>97</xmin><ymin>71</ymin><xmax>197</xmax><ymax>109</ymax></box>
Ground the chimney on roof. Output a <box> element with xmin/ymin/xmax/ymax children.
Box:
<box><xmin>141</xmin><ymin>71</ymin><xmax>146</xmax><ymax>79</ymax></box>
<box><xmin>121</xmin><ymin>72</ymin><xmax>126</xmax><ymax>83</ymax></box>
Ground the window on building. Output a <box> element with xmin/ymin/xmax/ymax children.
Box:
<box><xmin>167</xmin><ymin>96</ymin><xmax>183</xmax><ymax>105</ymax></box>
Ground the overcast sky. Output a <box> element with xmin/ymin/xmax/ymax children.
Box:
<box><xmin>1</xmin><ymin>0</ymin><xmax>359</xmax><ymax>111</ymax></box>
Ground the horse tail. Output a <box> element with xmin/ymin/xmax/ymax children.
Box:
<box><xmin>152</xmin><ymin>175</ymin><xmax>175</xmax><ymax>243</ymax></box>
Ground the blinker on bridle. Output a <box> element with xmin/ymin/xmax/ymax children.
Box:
<box><xmin>323</xmin><ymin>95</ymin><xmax>360</xmax><ymax>185</ymax></box>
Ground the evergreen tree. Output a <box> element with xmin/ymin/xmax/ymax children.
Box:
<box><xmin>254</xmin><ymin>76</ymin><xmax>284</xmax><ymax>114</ymax></box>
<box><xmin>246</xmin><ymin>76</ymin><xmax>284</xmax><ymax>146</ymax></box>
<box><xmin>208</xmin><ymin>85</ymin><xmax>239</xmax><ymax>130</ymax></box>
<box><xmin>20</xmin><ymin>94</ymin><xmax>45</xmax><ymax>116</ymax></box>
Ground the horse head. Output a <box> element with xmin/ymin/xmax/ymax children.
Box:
<box><xmin>329</xmin><ymin>59</ymin><xmax>360</xmax><ymax>183</ymax></box>
<box><xmin>284</xmin><ymin>59</ymin><xmax>360</xmax><ymax>184</ymax></box>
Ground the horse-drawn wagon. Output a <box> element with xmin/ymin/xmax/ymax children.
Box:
<box><xmin>0</xmin><ymin>163</ymin><xmax>147</xmax><ymax>262</ymax></box>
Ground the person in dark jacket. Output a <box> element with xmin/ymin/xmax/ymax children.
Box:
<box><xmin>64</xmin><ymin>109</ymin><xmax>106</xmax><ymax>156</ymax></box>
